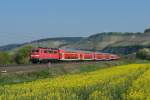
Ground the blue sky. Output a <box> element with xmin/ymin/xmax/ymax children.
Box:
<box><xmin>0</xmin><ymin>0</ymin><xmax>150</xmax><ymax>46</ymax></box>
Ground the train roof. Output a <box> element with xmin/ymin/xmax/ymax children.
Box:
<box><xmin>36</xmin><ymin>47</ymin><xmax>59</xmax><ymax>50</ymax></box>
<box><xmin>60</xmin><ymin>48</ymin><xmax>94</xmax><ymax>53</ymax></box>
<box><xmin>34</xmin><ymin>47</ymin><xmax>116</xmax><ymax>55</ymax></box>
<box><xmin>94</xmin><ymin>52</ymin><xmax>117</xmax><ymax>55</ymax></box>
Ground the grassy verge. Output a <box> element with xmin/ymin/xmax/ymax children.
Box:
<box><xmin>0</xmin><ymin>59</ymin><xmax>149</xmax><ymax>85</ymax></box>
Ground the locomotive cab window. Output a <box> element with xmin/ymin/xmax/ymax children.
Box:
<box><xmin>48</xmin><ymin>50</ymin><xmax>58</xmax><ymax>54</ymax></box>
<box><xmin>44</xmin><ymin>50</ymin><xmax>48</xmax><ymax>53</ymax></box>
<box><xmin>48</xmin><ymin>50</ymin><xmax>53</xmax><ymax>54</ymax></box>
<box><xmin>32</xmin><ymin>50</ymin><xmax>39</xmax><ymax>52</ymax></box>
<box><xmin>54</xmin><ymin>51</ymin><xmax>57</xmax><ymax>53</ymax></box>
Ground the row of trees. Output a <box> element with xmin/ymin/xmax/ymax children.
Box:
<box><xmin>0</xmin><ymin>46</ymin><xmax>32</xmax><ymax>64</ymax></box>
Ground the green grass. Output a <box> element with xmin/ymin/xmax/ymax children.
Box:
<box><xmin>0</xmin><ymin>59</ymin><xmax>149</xmax><ymax>85</ymax></box>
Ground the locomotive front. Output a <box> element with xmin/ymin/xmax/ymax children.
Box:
<box><xmin>30</xmin><ymin>47</ymin><xmax>60</xmax><ymax>63</ymax></box>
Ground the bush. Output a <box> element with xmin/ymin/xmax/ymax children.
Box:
<box><xmin>0</xmin><ymin>52</ymin><xmax>12</xmax><ymax>64</ymax></box>
<box><xmin>144</xmin><ymin>28</ymin><xmax>150</xmax><ymax>33</ymax></box>
<box><xmin>14</xmin><ymin>46</ymin><xmax>32</xmax><ymax>64</ymax></box>
<box><xmin>136</xmin><ymin>48</ymin><xmax>150</xmax><ymax>60</ymax></box>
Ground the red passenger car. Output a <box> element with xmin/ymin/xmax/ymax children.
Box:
<box><xmin>79</xmin><ymin>51</ymin><xmax>94</xmax><ymax>60</ymax></box>
<box><xmin>59</xmin><ymin>49</ymin><xmax>80</xmax><ymax>61</ymax></box>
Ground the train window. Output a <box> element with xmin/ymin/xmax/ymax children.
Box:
<box><xmin>54</xmin><ymin>51</ymin><xmax>57</xmax><ymax>53</ymax></box>
<box><xmin>32</xmin><ymin>50</ymin><xmax>39</xmax><ymax>52</ymax></box>
<box><xmin>44</xmin><ymin>50</ymin><xmax>48</xmax><ymax>53</ymax></box>
<box><xmin>47</xmin><ymin>50</ymin><xmax>58</xmax><ymax>54</ymax></box>
<box><xmin>48</xmin><ymin>50</ymin><xmax>53</xmax><ymax>54</ymax></box>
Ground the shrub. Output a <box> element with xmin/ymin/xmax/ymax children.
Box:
<box><xmin>136</xmin><ymin>48</ymin><xmax>150</xmax><ymax>60</ymax></box>
<box><xmin>0</xmin><ymin>52</ymin><xmax>12</xmax><ymax>64</ymax></box>
<box><xmin>14</xmin><ymin>46</ymin><xmax>32</xmax><ymax>64</ymax></box>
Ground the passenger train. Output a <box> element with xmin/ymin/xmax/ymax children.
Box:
<box><xmin>30</xmin><ymin>47</ymin><xmax>119</xmax><ymax>63</ymax></box>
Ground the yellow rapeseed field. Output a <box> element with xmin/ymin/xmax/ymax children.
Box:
<box><xmin>125</xmin><ymin>65</ymin><xmax>150</xmax><ymax>100</ymax></box>
<box><xmin>0</xmin><ymin>64</ymin><xmax>150</xmax><ymax>100</ymax></box>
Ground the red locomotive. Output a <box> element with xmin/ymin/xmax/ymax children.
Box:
<box><xmin>30</xmin><ymin>47</ymin><xmax>119</xmax><ymax>63</ymax></box>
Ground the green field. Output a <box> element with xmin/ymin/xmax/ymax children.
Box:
<box><xmin>0</xmin><ymin>63</ymin><xmax>150</xmax><ymax>100</ymax></box>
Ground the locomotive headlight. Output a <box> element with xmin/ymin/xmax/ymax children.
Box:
<box><xmin>31</xmin><ymin>55</ymin><xmax>39</xmax><ymax>57</ymax></box>
<box><xmin>34</xmin><ymin>55</ymin><xmax>39</xmax><ymax>57</ymax></box>
<box><xmin>35</xmin><ymin>55</ymin><xmax>39</xmax><ymax>57</ymax></box>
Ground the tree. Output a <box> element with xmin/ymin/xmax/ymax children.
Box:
<box><xmin>14</xmin><ymin>46</ymin><xmax>32</xmax><ymax>64</ymax></box>
<box><xmin>136</xmin><ymin>48</ymin><xmax>150</xmax><ymax>60</ymax></box>
<box><xmin>144</xmin><ymin>28</ymin><xmax>150</xmax><ymax>33</ymax></box>
<box><xmin>0</xmin><ymin>52</ymin><xmax>12</xmax><ymax>64</ymax></box>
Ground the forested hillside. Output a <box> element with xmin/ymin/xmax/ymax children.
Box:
<box><xmin>1</xmin><ymin>28</ymin><xmax>150</xmax><ymax>55</ymax></box>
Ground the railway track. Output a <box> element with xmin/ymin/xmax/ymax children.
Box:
<box><xmin>0</xmin><ymin>61</ymin><xmax>103</xmax><ymax>73</ymax></box>
<box><xmin>0</xmin><ymin>64</ymin><xmax>47</xmax><ymax>73</ymax></box>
